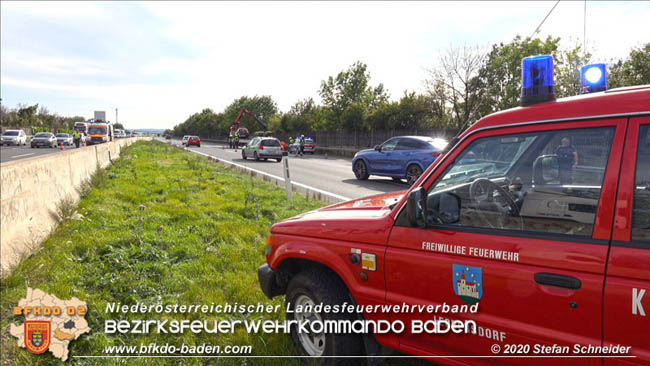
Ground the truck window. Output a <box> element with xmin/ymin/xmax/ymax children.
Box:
<box><xmin>427</xmin><ymin>127</ymin><xmax>615</xmax><ymax>238</ymax></box>
<box><xmin>632</xmin><ymin>125</ymin><xmax>650</xmax><ymax>242</ymax></box>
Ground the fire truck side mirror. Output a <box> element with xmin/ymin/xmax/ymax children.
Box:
<box><xmin>407</xmin><ymin>187</ymin><xmax>427</xmax><ymax>228</ymax></box>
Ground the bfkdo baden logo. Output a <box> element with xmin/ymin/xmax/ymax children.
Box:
<box><xmin>10</xmin><ymin>288</ymin><xmax>91</xmax><ymax>361</ymax></box>
<box><xmin>453</xmin><ymin>264</ymin><xmax>483</xmax><ymax>305</ymax></box>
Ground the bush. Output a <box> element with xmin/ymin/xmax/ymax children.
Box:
<box><xmin>32</xmin><ymin>127</ymin><xmax>49</xmax><ymax>133</ymax></box>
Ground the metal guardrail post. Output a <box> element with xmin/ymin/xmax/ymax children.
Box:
<box><xmin>282</xmin><ymin>151</ymin><xmax>292</xmax><ymax>200</ymax></box>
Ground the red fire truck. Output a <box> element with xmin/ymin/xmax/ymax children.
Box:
<box><xmin>258</xmin><ymin>57</ymin><xmax>650</xmax><ymax>365</ymax></box>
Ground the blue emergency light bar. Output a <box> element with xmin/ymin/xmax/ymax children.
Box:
<box><xmin>521</xmin><ymin>55</ymin><xmax>556</xmax><ymax>106</ymax></box>
<box><xmin>580</xmin><ymin>63</ymin><xmax>607</xmax><ymax>94</ymax></box>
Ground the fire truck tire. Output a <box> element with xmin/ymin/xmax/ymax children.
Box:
<box><xmin>286</xmin><ymin>269</ymin><xmax>364</xmax><ymax>365</ymax></box>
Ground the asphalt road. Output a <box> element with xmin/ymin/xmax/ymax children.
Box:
<box><xmin>0</xmin><ymin>143</ymin><xmax>87</xmax><ymax>163</ymax></box>
<box><xmin>164</xmin><ymin>139</ymin><xmax>408</xmax><ymax>200</ymax></box>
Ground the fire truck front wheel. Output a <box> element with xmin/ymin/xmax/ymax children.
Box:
<box><xmin>286</xmin><ymin>269</ymin><xmax>364</xmax><ymax>365</ymax></box>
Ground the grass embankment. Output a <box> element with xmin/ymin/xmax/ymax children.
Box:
<box><xmin>1</xmin><ymin>140</ymin><xmax>325</xmax><ymax>365</ymax></box>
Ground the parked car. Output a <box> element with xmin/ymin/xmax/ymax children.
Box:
<box><xmin>1</xmin><ymin>129</ymin><xmax>27</xmax><ymax>146</ymax></box>
<box><xmin>186</xmin><ymin>136</ymin><xmax>201</xmax><ymax>147</ymax></box>
<box><xmin>55</xmin><ymin>133</ymin><xmax>73</xmax><ymax>146</ymax></box>
<box><xmin>182</xmin><ymin>135</ymin><xmax>190</xmax><ymax>145</ymax></box>
<box><xmin>258</xmin><ymin>79</ymin><xmax>650</xmax><ymax>364</ymax></box>
<box><xmin>165</xmin><ymin>135</ymin><xmax>172</xmax><ymax>140</ymax></box>
<box><xmin>352</xmin><ymin>136</ymin><xmax>448</xmax><ymax>185</ymax></box>
<box><xmin>30</xmin><ymin>132</ymin><xmax>57</xmax><ymax>148</ymax></box>
<box><xmin>289</xmin><ymin>137</ymin><xmax>316</xmax><ymax>154</ymax></box>
<box><xmin>237</xmin><ymin>127</ymin><xmax>250</xmax><ymax>139</ymax></box>
<box><xmin>241</xmin><ymin>137</ymin><xmax>283</xmax><ymax>162</ymax></box>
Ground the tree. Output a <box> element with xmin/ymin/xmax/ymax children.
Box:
<box><xmin>280</xmin><ymin>98</ymin><xmax>318</xmax><ymax>132</ymax></box>
<box><xmin>113</xmin><ymin>123</ymin><xmax>125</xmax><ymax>130</ymax></box>
<box><xmin>319</xmin><ymin>61</ymin><xmax>389</xmax><ymax>131</ymax></box>
<box><xmin>609</xmin><ymin>43</ymin><xmax>650</xmax><ymax>89</ymax></box>
<box><xmin>474</xmin><ymin>36</ymin><xmax>561</xmax><ymax>118</ymax></box>
<box><xmin>423</xmin><ymin>79</ymin><xmax>452</xmax><ymax>128</ymax></box>
<box><xmin>222</xmin><ymin>95</ymin><xmax>278</xmax><ymax>134</ymax></box>
<box><xmin>425</xmin><ymin>45</ymin><xmax>485</xmax><ymax>129</ymax></box>
<box><xmin>555</xmin><ymin>44</ymin><xmax>591</xmax><ymax>98</ymax></box>
<box><xmin>17</xmin><ymin>104</ymin><xmax>39</xmax><ymax>128</ymax></box>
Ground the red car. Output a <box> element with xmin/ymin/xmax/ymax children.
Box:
<box><xmin>186</xmin><ymin>135</ymin><xmax>201</xmax><ymax>147</ymax></box>
<box><xmin>259</xmin><ymin>61</ymin><xmax>650</xmax><ymax>364</ymax></box>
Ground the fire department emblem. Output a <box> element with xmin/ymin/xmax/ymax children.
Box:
<box><xmin>25</xmin><ymin>321</ymin><xmax>51</xmax><ymax>354</ymax></box>
<box><xmin>453</xmin><ymin>264</ymin><xmax>483</xmax><ymax>305</ymax></box>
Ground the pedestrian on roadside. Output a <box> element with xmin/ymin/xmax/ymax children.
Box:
<box><xmin>281</xmin><ymin>140</ymin><xmax>286</xmax><ymax>151</ymax></box>
<box><xmin>73</xmin><ymin>130</ymin><xmax>82</xmax><ymax>148</ymax></box>
<box><xmin>234</xmin><ymin>130</ymin><xmax>240</xmax><ymax>150</ymax></box>
<box><xmin>228</xmin><ymin>129</ymin><xmax>234</xmax><ymax>149</ymax></box>
<box><xmin>299</xmin><ymin>134</ymin><xmax>305</xmax><ymax>157</ymax></box>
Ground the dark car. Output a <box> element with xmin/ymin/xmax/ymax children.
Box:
<box><xmin>237</xmin><ymin>127</ymin><xmax>250</xmax><ymax>139</ymax></box>
<box><xmin>352</xmin><ymin>136</ymin><xmax>448</xmax><ymax>185</ymax></box>
<box><xmin>31</xmin><ymin>132</ymin><xmax>58</xmax><ymax>148</ymax></box>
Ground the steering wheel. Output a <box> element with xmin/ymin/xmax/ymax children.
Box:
<box><xmin>469</xmin><ymin>178</ymin><xmax>522</xmax><ymax>230</ymax></box>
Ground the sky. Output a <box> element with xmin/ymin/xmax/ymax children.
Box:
<box><xmin>1</xmin><ymin>1</ymin><xmax>649</xmax><ymax>129</ymax></box>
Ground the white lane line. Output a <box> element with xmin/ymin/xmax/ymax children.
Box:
<box><xmin>187</xmin><ymin>148</ymin><xmax>351</xmax><ymax>202</ymax></box>
<box><xmin>11</xmin><ymin>153</ymin><xmax>35</xmax><ymax>159</ymax></box>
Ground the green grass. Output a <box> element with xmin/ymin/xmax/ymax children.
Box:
<box><xmin>1</xmin><ymin>140</ymin><xmax>326</xmax><ymax>365</ymax></box>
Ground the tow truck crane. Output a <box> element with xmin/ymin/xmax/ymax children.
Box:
<box><xmin>230</xmin><ymin>108</ymin><xmax>267</xmax><ymax>134</ymax></box>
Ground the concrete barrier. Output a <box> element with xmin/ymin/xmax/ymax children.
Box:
<box><xmin>0</xmin><ymin>138</ymin><xmax>148</xmax><ymax>275</ymax></box>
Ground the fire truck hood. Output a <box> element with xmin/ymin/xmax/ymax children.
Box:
<box><xmin>270</xmin><ymin>191</ymin><xmax>406</xmax><ymax>242</ymax></box>
<box><xmin>322</xmin><ymin>190</ymin><xmax>406</xmax><ymax>210</ymax></box>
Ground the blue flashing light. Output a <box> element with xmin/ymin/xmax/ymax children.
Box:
<box><xmin>521</xmin><ymin>55</ymin><xmax>556</xmax><ymax>106</ymax></box>
<box><xmin>580</xmin><ymin>63</ymin><xmax>607</xmax><ymax>94</ymax></box>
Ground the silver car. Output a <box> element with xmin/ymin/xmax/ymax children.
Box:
<box><xmin>1</xmin><ymin>130</ymin><xmax>27</xmax><ymax>146</ymax></box>
<box><xmin>241</xmin><ymin>137</ymin><xmax>283</xmax><ymax>162</ymax></box>
<box><xmin>56</xmin><ymin>133</ymin><xmax>73</xmax><ymax>146</ymax></box>
<box><xmin>31</xmin><ymin>132</ymin><xmax>57</xmax><ymax>148</ymax></box>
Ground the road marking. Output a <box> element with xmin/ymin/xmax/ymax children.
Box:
<box><xmin>11</xmin><ymin>153</ymin><xmax>35</xmax><ymax>159</ymax></box>
<box><xmin>187</xmin><ymin>148</ymin><xmax>351</xmax><ymax>202</ymax></box>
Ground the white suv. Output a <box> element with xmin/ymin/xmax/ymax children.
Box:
<box><xmin>1</xmin><ymin>130</ymin><xmax>27</xmax><ymax>146</ymax></box>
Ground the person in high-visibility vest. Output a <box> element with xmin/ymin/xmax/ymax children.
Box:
<box><xmin>234</xmin><ymin>130</ymin><xmax>240</xmax><ymax>149</ymax></box>
<box><xmin>228</xmin><ymin>130</ymin><xmax>234</xmax><ymax>149</ymax></box>
<box><xmin>299</xmin><ymin>134</ymin><xmax>305</xmax><ymax>157</ymax></box>
<box><xmin>73</xmin><ymin>130</ymin><xmax>82</xmax><ymax>148</ymax></box>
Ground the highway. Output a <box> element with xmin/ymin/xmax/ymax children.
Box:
<box><xmin>3</xmin><ymin>137</ymin><xmax>409</xmax><ymax>200</ymax></box>
<box><xmin>165</xmin><ymin>139</ymin><xmax>408</xmax><ymax>200</ymax></box>
<box><xmin>0</xmin><ymin>144</ymin><xmax>88</xmax><ymax>163</ymax></box>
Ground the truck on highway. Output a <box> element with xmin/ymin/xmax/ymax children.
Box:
<box><xmin>73</xmin><ymin>122</ymin><xmax>88</xmax><ymax>134</ymax></box>
<box><xmin>86</xmin><ymin>122</ymin><xmax>113</xmax><ymax>145</ymax></box>
<box><xmin>258</xmin><ymin>56</ymin><xmax>650</xmax><ymax>365</ymax></box>
<box><xmin>94</xmin><ymin>111</ymin><xmax>106</xmax><ymax>122</ymax></box>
